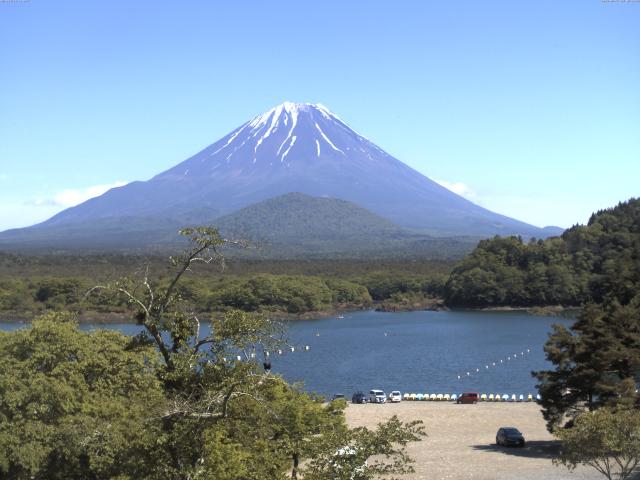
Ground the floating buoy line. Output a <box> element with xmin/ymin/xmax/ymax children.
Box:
<box><xmin>456</xmin><ymin>347</ymin><xmax>533</xmax><ymax>381</ymax></box>
<box><xmin>220</xmin><ymin>342</ymin><xmax>312</xmax><ymax>365</ymax></box>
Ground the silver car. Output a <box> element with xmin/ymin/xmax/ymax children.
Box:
<box><xmin>368</xmin><ymin>389</ymin><xmax>387</xmax><ymax>403</ymax></box>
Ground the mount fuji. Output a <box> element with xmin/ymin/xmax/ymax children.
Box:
<box><xmin>0</xmin><ymin>102</ymin><xmax>562</xmax><ymax>253</ymax></box>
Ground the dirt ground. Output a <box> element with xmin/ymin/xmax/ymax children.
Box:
<box><xmin>345</xmin><ymin>402</ymin><xmax>602</xmax><ymax>480</ymax></box>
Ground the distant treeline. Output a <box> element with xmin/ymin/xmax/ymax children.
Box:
<box><xmin>3</xmin><ymin>198</ymin><xmax>638</xmax><ymax>317</ymax></box>
<box><xmin>444</xmin><ymin>198</ymin><xmax>640</xmax><ymax>308</ymax></box>
<box><xmin>0</xmin><ymin>256</ymin><xmax>451</xmax><ymax>318</ymax></box>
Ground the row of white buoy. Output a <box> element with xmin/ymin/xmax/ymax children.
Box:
<box><xmin>220</xmin><ymin>345</ymin><xmax>311</xmax><ymax>362</ymax></box>
<box><xmin>264</xmin><ymin>345</ymin><xmax>310</xmax><ymax>357</ymax></box>
<box><xmin>403</xmin><ymin>393</ymin><xmax>541</xmax><ymax>402</ymax></box>
<box><xmin>457</xmin><ymin>348</ymin><xmax>533</xmax><ymax>380</ymax></box>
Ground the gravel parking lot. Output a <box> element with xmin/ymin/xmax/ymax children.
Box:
<box><xmin>345</xmin><ymin>402</ymin><xmax>602</xmax><ymax>480</ymax></box>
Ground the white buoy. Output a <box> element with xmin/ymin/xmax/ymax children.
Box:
<box><xmin>290</xmin><ymin>346</ymin><xmax>295</xmax><ymax>352</ymax></box>
<box><xmin>466</xmin><ymin>372</ymin><xmax>470</xmax><ymax>376</ymax></box>
<box><xmin>236</xmin><ymin>355</ymin><xmax>242</xmax><ymax>361</ymax></box>
<box><xmin>305</xmin><ymin>345</ymin><xmax>309</xmax><ymax>351</ymax></box>
<box><xmin>265</xmin><ymin>351</ymin><xmax>270</xmax><ymax>357</ymax></box>
<box><xmin>485</xmin><ymin>365</ymin><xmax>489</xmax><ymax>369</ymax></box>
<box><xmin>500</xmin><ymin>360</ymin><xmax>503</xmax><ymax>363</ymax></box>
<box><xmin>457</xmin><ymin>375</ymin><xmax>461</xmax><ymax>379</ymax></box>
<box><xmin>476</xmin><ymin>368</ymin><xmax>479</xmax><ymax>372</ymax></box>
<box><xmin>278</xmin><ymin>349</ymin><xmax>282</xmax><ymax>355</ymax></box>
<box><xmin>250</xmin><ymin>353</ymin><xmax>256</xmax><ymax>358</ymax></box>
<box><xmin>492</xmin><ymin>362</ymin><xmax>496</xmax><ymax>366</ymax></box>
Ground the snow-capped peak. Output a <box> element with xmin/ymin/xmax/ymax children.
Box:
<box><xmin>202</xmin><ymin>101</ymin><xmax>380</xmax><ymax>167</ymax></box>
<box><xmin>247</xmin><ymin>101</ymin><xmax>339</xmax><ymax>130</ymax></box>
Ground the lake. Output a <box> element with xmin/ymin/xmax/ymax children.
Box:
<box><xmin>0</xmin><ymin>310</ymin><xmax>572</xmax><ymax>398</ymax></box>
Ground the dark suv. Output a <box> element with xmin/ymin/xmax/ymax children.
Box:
<box><xmin>351</xmin><ymin>391</ymin><xmax>368</xmax><ymax>404</ymax></box>
<box><xmin>496</xmin><ymin>427</ymin><xmax>525</xmax><ymax>447</ymax></box>
<box><xmin>456</xmin><ymin>392</ymin><xmax>479</xmax><ymax>404</ymax></box>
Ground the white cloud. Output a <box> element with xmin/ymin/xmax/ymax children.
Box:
<box><xmin>435</xmin><ymin>179</ymin><xmax>478</xmax><ymax>201</ymax></box>
<box><xmin>0</xmin><ymin>181</ymin><xmax>130</xmax><ymax>231</ymax></box>
<box><xmin>29</xmin><ymin>181</ymin><xmax>128</xmax><ymax>208</ymax></box>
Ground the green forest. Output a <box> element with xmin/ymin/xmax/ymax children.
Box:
<box><xmin>0</xmin><ymin>254</ymin><xmax>451</xmax><ymax>320</ymax></box>
<box><xmin>444</xmin><ymin>198</ymin><xmax>640</xmax><ymax>308</ymax></box>
<box><xmin>2</xmin><ymin>198</ymin><xmax>639</xmax><ymax>319</ymax></box>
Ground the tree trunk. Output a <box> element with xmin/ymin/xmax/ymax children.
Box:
<box><xmin>291</xmin><ymin>452</ymin><xmax>299</xmax><ymax>479</ymax></box>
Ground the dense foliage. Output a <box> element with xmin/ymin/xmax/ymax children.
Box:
<box><xmin>445</xmin><ymin>198</ymin><xmax>640</xmax><ymax>308</ymax></box>
<box><xmin>0</xmin><ymin>255</ymin><xmax>451</xmax><ymax>318</ymax></box>
<box><xmin>534</xmin><ymin>298</ymin><xmax>640</xmax><ymax>431</ymax></box>
<box><xmin>554</xmin><ymin>408</ymin><xmax>640</xmax><ymax>480</ymax></box>
<box><xmin>0</xmin><ymin>313</ymin><xmax>165</xmax><ymax>479</ymax></box>
<box><xmin>0</xmin><ymin>228</ymin><xmax>425</xmax><ymax>479</ymax></box>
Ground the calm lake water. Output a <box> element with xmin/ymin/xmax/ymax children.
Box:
<box><xmin>0</xmin><ymin>310</ymin><xmax>573</xmax><ymax>398</ymax></box>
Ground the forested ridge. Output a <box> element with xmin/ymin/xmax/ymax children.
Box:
<box><xmin>2</xmin><ymin>198</ymin><xmax>639</xmax><ymax>318</ymax></box>
<box><xmin>0</xmin><ymin>255</ymin><xmax>450</xmax><ymax>319</ymax></box>
<box><xmin>444</xmin><ymin>198</ymin><xmax>640</xmax><ymax>308</ymax></box>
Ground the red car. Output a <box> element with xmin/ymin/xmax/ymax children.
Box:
<box><xmin>456</xmin><ymin>392</ymin><xmax>479</xmax><ymax>404</ymax></box>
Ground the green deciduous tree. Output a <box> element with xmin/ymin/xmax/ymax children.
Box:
<box><xmin>302</xmin><ymin>415</ymin><xmax>425</xmax><ymax>480</ymax></box>
<box><xmin>0</xmin><ymin>312</ymin><xmax>164</xmax><ymax>480</ymax></box>
<box><xmin>555</xmin><ymin>408</ymin><xmax>640</xmax><ymax>480</ymax></box>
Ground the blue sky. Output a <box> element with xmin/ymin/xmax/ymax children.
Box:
<box><xmin>1</xmin><ymin>0</ymin><xmax>638</xmax><ymax>231</ymax></box>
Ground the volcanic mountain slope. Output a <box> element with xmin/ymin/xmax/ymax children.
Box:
<box><xmin>213</xmin><ymin>193</ymin><xmax>479</xmax><ymax>258</ymax></box>
<box><xmin>0</xmin><ymin>102</ymin><xmax>562</xmax><ymax>252</ymax></box>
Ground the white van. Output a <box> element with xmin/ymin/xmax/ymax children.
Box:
<box><xmin>389</xmin><ymin>391</ymin><xmax>402</xmax><ymax>402</ymax></box>
<box><xmin>369</xmin><ymin>389</ymin><xmax>387</xmax><ymax>403</ymax></box>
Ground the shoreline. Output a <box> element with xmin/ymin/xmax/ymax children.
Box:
<box><xmin>0</xmin><ymin>303</ymin><xmax>580</xmax><ymax>324</ymax></box>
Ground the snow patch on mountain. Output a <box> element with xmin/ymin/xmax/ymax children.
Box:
<box><xmin>315</xmin><ymin>122</ymin><xmax>344</xmax><ymax>155</ymax></box>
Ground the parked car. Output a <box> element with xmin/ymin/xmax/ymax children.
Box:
<box><xmin>352</xmin><ymin>391</ymin><xmax>368</xmax><ymax>404</ymax></box>
<box><xmin>332</xmin><ymin>393</ymin><xmax>346</xmax><ymax>401</ymax></box>
<box><xmin>388</xmin><ymin>391</ymin><xmax>402</xmax><ymax>402</ymax></box>
<box><xmin>496</xmin><ymin>427</ymin><xmax>525</xmax><ymax>447</ymax></box>
<box><xmin>368</xmin><ymin>389</ymin><xmax>387</xmax><ymax>403</ymax></box>
<box><xmin>456</xmin><ymin>392</ymin><xmax>479</xmax><ymax>404</ymax></box>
